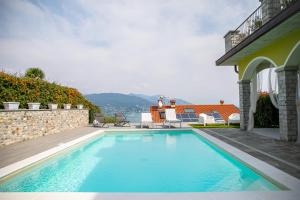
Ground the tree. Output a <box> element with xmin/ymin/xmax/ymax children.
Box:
<box><xmin>25</xmin><ymin>68</ymin><xmax>45</xmax><ymax>79</ymax></box>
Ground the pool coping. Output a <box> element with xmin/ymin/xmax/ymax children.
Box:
<box><xmin>193</xmin><ymin>129</ymin><xmax>300</xmax><ymax>191</ymax></box>
<box><xmin>0</xmin><ymin>128</ymin><xmax>191</xmax><ymax>179</ymax></box>
<box><xmin>0</xmin><ymin>129</ymin><xmax>105</xmax><ymax>179</ymax></box>
<box><xmin>0</xmin><ymin>128</ymin><xmax>300</xmax><ymax>200</ymax></box>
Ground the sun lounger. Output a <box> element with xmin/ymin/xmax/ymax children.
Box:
<box><xmin>228</xmin><ymin>113</ymin><xmax>240</xmax><ymax>125</ymax></box>
<box><xmin>93</xmin><ymin>113</ymin><xmax>108</xmax><ymax>128</ymax></box>
<box><xmin>199</xmin><ymin>111</ymin><xmax>226</xmax><ymax>126</ymax></box>
<box><xmin>211</xmin><ymin>111</ymin><xmax>226</xmax><ymax>124</ymax></box>
<box><xmin>114</xmin><ymin>112</ymin><xmax>130</xmax><ymax>127</ymax></box>
<box><xmin>141</xmin><ymin>113</ymin><xmax>154</xmax><ymax>128</ymax></box>
<box><xmin>164</xmin><ymin>109</ymin><xmax>182</xmax><ymax>128</ymax></box>
<box><xmin>199</xmin><ymin>113</ymin><xmax>215</xmax><ymax>126</ymax></box>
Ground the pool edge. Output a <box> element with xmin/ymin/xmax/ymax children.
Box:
<box><xmin>0</xmin><ymin>130</ymin><xmax>105</xmax><ymax>180</ymax></box>
<box><xmin>192</xmin><ymin>128</ymin><xmax>300</xmax><ymax>191</ymax></box>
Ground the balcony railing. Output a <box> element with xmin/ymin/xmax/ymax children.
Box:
<box><xmin>225</xmin><ymin>0</ymin><xmax>298</xmax><ymax>52</ymax></box>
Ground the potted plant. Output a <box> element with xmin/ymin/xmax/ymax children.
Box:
<box><xmin>77</xmin><ymin>104</ymin><xmax>83</xmax><ymax>109</ymax></box>
<box><xmin>48</xmin><ymin>103</ymin><xmax>58</xmax><ymax>110</ymax></box>
<box><xmin>28</xmin><ymin>102</ymin><xmax>41</xmax><ymax>110</ymax></box>
<box><xmin>254</xmin><ymin>19</ymin><xmax>262</xmax><ymax>29</ymax></box>
<box><xmin>3</xmin><ymin>102</ymin><xmax>20</xmax><ymax>110</ymax></box>
<box><xmin>63</xmin><ymin>104</ymin><xmax>71</xmax><ymax>110</ymax></box>
<box><xmin>170</xmin><ymin>99</ymin><xmax>176</xmax><ymax>108</ymax></box>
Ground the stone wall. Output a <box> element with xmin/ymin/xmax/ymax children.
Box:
<box><xmin>0</xmin><ymin>109</ymin><xmax>89</xmax><ymax>146</ymax></box>
<box><xmin>276</xmin><ymin>67</ymin><xmax>298</xmax><ymax>141</ymax></box>
<box><xmin>238</xmin><ymin>80</ymin><xmax>251</xmax><ymax>131</ymax></box>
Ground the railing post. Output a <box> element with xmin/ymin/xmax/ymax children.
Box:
<box><xmin>260</xmin><ymin>0</ymin><xmax>282</xmax><ymax>24</ymax></box>
<box><xmin>224</xmin><ymin>31</ymin><xmax>236</xmax><ymax>53</ymax></box>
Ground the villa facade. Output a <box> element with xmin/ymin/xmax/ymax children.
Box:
<box><xmin>216</xmin><ymin>0</ymin><xmax>300</xmax><ymax>141</ymax></box>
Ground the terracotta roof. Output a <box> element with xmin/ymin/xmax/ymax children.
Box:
<box><xmin>150</xmin><ymin>104</ymin><xmax>240</xmax><ymax>123</ymax></box>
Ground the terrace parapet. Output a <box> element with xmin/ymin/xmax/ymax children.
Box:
<box><xmin>224</xmin><ymin>0</ymin><xmax>297</xmax><ymax>52</ymax></box>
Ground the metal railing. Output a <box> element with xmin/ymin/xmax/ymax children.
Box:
<box><xmin>226</xmin><ymin>0</ymin><xmax>298</xmax><ymax>51</ymax></box>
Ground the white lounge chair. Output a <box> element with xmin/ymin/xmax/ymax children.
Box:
<box><xmin>164</xmin><ymin>109</ymin><xmax>182</xmax><ymax>128</ymax></box>
<box><xmin>211</xmin><ymin>112</ymin><xmax>226</xmax><ymax>125</ymax></box>
<box><xmin>228</xmin><ymin>113</ymin><xmax>240</xmax><ymax>125</ymax></box>
<box><xmin>199</xmin><ymin>113</ymin><xmax>215</xmax><ymax>126</ymax></box>
<box><xmin>141</xmin><ymin>113</ymin><xmax>154</xmax><ymax>128</ymax></box>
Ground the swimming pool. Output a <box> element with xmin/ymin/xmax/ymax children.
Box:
<box><xmin>0</xmin><ymin>130</ymin><xmax>281</xmax><ymax>192</ymax></box>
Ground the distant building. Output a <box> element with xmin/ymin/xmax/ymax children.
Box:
<box><xmin>150</xmin><ymin>103</ymin><xmax>239</xmax><ymax>123</ymax></box>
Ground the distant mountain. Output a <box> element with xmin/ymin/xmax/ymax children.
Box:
<box><xmin>85</xmin><ymin>93</ymin><xmax>151</xmax><ymax>109</ymax></box>
<box><xmin>85</xmin><ymin>93</ymin><xmax>191</xmax><ymax>117</ymax></box>
<box><xmin>130</xmin><ymin>93</ymin><xmax>191</xmax><ymax>105</ymax></box>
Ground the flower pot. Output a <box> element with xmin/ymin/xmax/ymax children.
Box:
<box><xmin>3</xmin><ymin>102</ymin><xmax>20</xmax><ymax>110</ymax></box>
<box><xmin>28</xmin><ymin>102</ymin><xmax>40</xmax><ymax>110</ymax></box>
<box><xmin>48</xmin><ymin>103</ymin><xmax>58</xmax><ymax>110</ymax></box>
<box><xmin>63</xmin><ymin>104</ymin><xmax>71</xmax><ymax>110</ymax></box>
<box><xmin>77</xmin><ymin>104</ymin><xmax>83</xmax><ymax>109</ymax></box>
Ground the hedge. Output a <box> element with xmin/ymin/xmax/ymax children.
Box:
<box><xmin>0</xmin><ymin>71</ymin><xmax>100</xmax><ymax>122</ymax></box>
<box><xmin>254</xmin><ymin>92</ymin><xmax>279</xmax><ymax>128</ymax></box>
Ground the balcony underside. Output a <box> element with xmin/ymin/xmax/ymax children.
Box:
<box><xmin>216</xmin><ymin>2</ymin><xmax>300</xmax><ymax>66</ymax></box>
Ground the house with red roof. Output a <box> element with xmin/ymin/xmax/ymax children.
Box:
<box><xmin>149</xmin><ymin>100</ymin><xmax>240</xmax><ymax>123</ymax></box>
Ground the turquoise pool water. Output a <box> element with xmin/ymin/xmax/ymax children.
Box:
<box><xmin>0</xmin><ymin>130</ymin><xmax>280</xmax><ymax>192</ymax></box>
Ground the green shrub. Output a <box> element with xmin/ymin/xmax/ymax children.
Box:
<box><xmin>254</xmin><ymin>93</ymin><xmax>279</xmax><ymax>128</ymax></box>
<box><xmin>104</xmin><ymin>116</ymin><xmax>116</xmax><ymax>123</ymax></box>
<box><xmin>0</xmin><ymin>71</ymin><xmax>100</xmax><ymax>122</ymax></box>
<box><xmin>25</xmin><ymin>68</ymin><xmax>45</xmax><ymax>80</ymax></box>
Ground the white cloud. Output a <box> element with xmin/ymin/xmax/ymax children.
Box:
<box><xmin>0</xmin><ymin>0</ymin><xmax>260</xmax><ymax>105</ymax></box>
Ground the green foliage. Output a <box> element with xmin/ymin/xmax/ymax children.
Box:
<box><xmin>254</xmin><ymin>93</ymin><xmax>279</xmax><ymax>128</ymax></box>
<box><xmin>25</xmin><ymin>68</ymin><xmax>45</xmax><ymax>80</ymax></box>
<box><xmin>0</xmin><ymin>71</ymin><xmax>100</xmax><ymax>122</ymax></box>
<box><xmin>104</xmin><ymin>116</ymin><xmax>116</xmax><ymax>123</ymax></box>
<box><xmin>190</xmin><ymin>124</ymin><xmax>240</xmax><ymax>128</ymax></box>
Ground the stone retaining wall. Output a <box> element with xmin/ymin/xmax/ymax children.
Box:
<box><xmin>0</xmin><ymin>109</ymin><xmax>89</xmax><ymax>146</ymax></box>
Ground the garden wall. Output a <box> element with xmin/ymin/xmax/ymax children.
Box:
<box><xmin>0</xmin><ymin>109</ymin><xmax>89</xmax><ymax>146</ymax></box>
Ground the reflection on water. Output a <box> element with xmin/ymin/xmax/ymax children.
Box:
<box><xmin>98</xmin><ymin>137</ymin><xmax>115</xmax><ymax>149</ymax></box>
<box><xmin>166</xmin><ymin>134</ymin><xmax>177</xmax><ymax>146</ymax></box>
<box><xmin>142</xmin><ymin>135</ymin><xmax>153</xmax><ymax>143</ymax></box>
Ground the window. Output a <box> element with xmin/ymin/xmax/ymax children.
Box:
<box><xmin>159</xmin><ymin>112</ymin><xmax>165</xmax><ymax>119</ymax></box>
<box><xmin>184</xmin><ymin>108</ymin><xmax>195</xmax><ymax>113</ymax></box>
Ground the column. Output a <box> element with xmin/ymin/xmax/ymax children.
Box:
<box><xmin>238</xmin><ymin>80</ymin><xmax>251</xmax><ymax>131</ymax></box>
<box><xmin>276</xmin><ymin>66</ymin><xmax>298</xmax><ymax>141</ymax></box>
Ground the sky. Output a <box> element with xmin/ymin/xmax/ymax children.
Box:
<box><xmin>0</xmin><ymin>0</ymin><xmax>261</xmax><ymax>105</ymax></box>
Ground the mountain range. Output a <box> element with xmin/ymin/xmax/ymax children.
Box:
<box><xmin>85</xmin><ymin>93</ymin><xmax>191</xmax><ymax>115</ymax></box>
<box><xmin>129</xmin><ymin>93</ymin><xmax>190</xmax><ymax>105</ymax></box>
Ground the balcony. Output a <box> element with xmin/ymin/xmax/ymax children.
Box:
<box><xmin>224</xmin><ymin>0</ymin><xmax>298</xmax><ymax>53</ymax></box>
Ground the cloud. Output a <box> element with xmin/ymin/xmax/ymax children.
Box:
<box><xmin>0</xmin><ymin>0</ymin><xmax>260</xmax><ymax>105</ymax></box>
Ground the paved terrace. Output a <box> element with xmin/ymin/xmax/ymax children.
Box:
<box><xmin>0</xmin><ymin>124</ymin><xmax>139</xmax><ymax>168</ymax></box>
<box><xmin>201</xmin><ymin>128</ymin><xmax>300</xmax><ymax>179</ymax></box>
<box><xmin>0</xmin><ymin>127</ymin><xmax>97</xmax><ymax>168</ymax></box>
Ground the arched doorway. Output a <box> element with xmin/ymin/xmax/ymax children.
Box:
<box><xmin>241</xmin><ymin>57</ymin><xmax>278</xmax><ymax>133</ymax></box>
<box><xmin>239</xmin><ymin>49</ymin><xmax>299</xmax><ymax>141</ymax></box>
